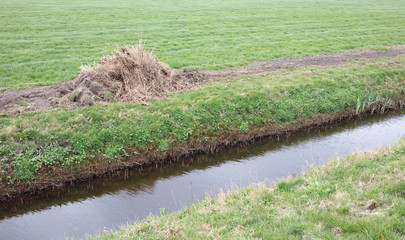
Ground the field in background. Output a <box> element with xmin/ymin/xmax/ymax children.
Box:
<box><xmin>1</xmin><ymin>0</ymin><xmax>405</xmax><ymax>89</ymax></box>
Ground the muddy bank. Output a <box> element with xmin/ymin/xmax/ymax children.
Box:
<box><xmin>1</xmin><ymin>104</ymin><xmax>403</xmax><ymax>203</ymax></box>
<box><xmin>1</xmin><ymin>45</ymin><xmax>405</xmax><ymax>114</ymax></box>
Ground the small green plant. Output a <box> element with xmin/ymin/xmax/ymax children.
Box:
<box><xmin>160</xmin><ymin>208</ymin><xmax>165</xmax><ymax>217</ymax></box>
<box><xmin>302</xmin><ymin>176</ymin><xmax>335</xmax><ymax>197</ymax></box>
<box><xmin>239</xmin><ymin>121</ymin><xmax>249</xmax><ymax>133</ymax></box>
<box><xmin>104</xmin><ymin>144</ymin><xmax>126</xmax><ymax>161</ymax></box>
<box><xmin>12</xmin><ymin>153</ymin><xmax>38</xmax><ymax>181</ymax></box>
<box><xmin>356</xmin><ymin>97</ymin><xmax>361</xmax><ymax>114</ymax></box>
<box><xmin>158</xmin><ymin>140</ymin><xmax>169</xmax><ymax>152</ymax></box>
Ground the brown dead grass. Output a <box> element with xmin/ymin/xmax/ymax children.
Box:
<box><xmin>80</xmin><ymin>44</ymin><xmax>201</xmax><ymax>104</ymax></box>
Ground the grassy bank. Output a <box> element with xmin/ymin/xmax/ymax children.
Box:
<box><xmin>1</xmin><ymin>0</ymin><xmax>405</xmax><ymax>89</ymax></box>
<box><xmin>0</xmin><ymin>56</ymin><xmax>404</xmax><ymax>198</ymax></box>
<box><xmin>91</xmin><ymin>137</ymin><xmax>405</xmax><ymax>239</ymax></box>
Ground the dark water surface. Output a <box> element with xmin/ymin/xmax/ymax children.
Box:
<box><xmin>1</xmin><ymin>111</ymin><xmax>404</xmax><ymax>240</ymax></box>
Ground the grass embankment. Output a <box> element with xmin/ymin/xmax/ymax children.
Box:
<box><xmin>1</xmin><ymin>0</ymin><xmax>405</xmax><ymax>89</ymax></box>
<box><xmin>92</xmin><ymin>138</ymin><xmax>405</xmax><ymax>239</ymax></box>
<box><xmin>0</xmin><ymin>56</ymin><xmax>405</xmax><ymax>198</ymax></box>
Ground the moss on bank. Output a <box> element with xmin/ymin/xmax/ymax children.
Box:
<box><xmin>1</xmin><ymin>56</ymin><xmax>405</xmax><ymax>198</ymax></box>
<box><xmin>92</xmin><ymin>137</ymin><xmax>405</xmax><ymax>239</ymax></box>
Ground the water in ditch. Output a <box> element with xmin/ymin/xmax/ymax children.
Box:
<box><xmin>1</xmin><ymin>111</ymin><xmax>404</xmax><ymax>240</ymax></box>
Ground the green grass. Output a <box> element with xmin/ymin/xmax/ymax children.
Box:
<box><xmin>0</xmin><ymin>56</ymin><xmax>404</xmax><ymax>188</ymax></box>
<box><xmin>91</xmin><ymin>138</ymin><xmax>405</xmax><ymax>239</ymax></box>
<box><xmin>1</xmin><ymin>0</ymin><xmax>405</xmax><ymax>89</ymax></box>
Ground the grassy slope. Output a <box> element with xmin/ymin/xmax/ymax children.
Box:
<box><xmin>92</xmin><ymin>138</ymin><xmax>405</xmax><ymax>240</ymax></box>
<box><xmin>1</xmin><ymin>0</ymin><xmax>405</xmax><ymax>89</ymax></box>
<box><xmin>0</xmin><ymin>56</ymin><xmax>404</xmax><ymax>189</ymax></box>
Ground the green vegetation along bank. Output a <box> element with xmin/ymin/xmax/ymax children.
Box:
<box><xmin>92</xmin><ymin>137</ymin><xmax>405</xmax><ymax>239</ymax></box>
<box><xmin>0</xmin><ymin>56</ymin><xmax>404</xmax><ymax>200</ymax></box>
<box><xmin>1</xmin><ymin>0</ymin><xmax>405</xmax><ymax>89</ymax></box>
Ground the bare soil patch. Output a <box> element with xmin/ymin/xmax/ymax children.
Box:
<box><xmin>0</xmin><ymin>45</ymin><xmax>206</xmax><ymax>114</ymax></box>
<box><xmin>204</xmin><ymin>45</ymin><xmax>405</xmax><ymax>77</ymax></box>
<box><xmin>1</xmin><ymin>45</ymin><xmax>405</xmax><ymax>114</ymax></box>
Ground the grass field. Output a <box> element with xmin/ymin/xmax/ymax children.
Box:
<box><xmin>1</xmin><ymin>56</ymin><xmax>404</xmax><ymax>192</ymax></box>
<box><xmin>1</xmin><ymin>0</ymin><xmax>405</xmax><ymax>89</ymax></box>
<box><xmin>92</xmin><ymin>139</ymin><xmax>405</xmax><ymax>239</ymax></box>
<box><xmin>1</xmin><ymin>0</ymin><xmax>405</xmax><ymax>236</ymax></box>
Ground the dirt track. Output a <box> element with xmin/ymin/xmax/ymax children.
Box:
<box><xmin>1</xmin><ymin>45</ymin><xmax>405</xmax><ymax>114</ymax></box>
<box><xmin>204</xmin><ymin>44</ymin><xmax>405</xmax><ymax>77</ymax></box>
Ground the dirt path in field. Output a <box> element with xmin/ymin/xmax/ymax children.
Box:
<box><xmin>203</xmin><ymin>44</ymin><xmax>405</xmax><ymax>77</ymax></box>
<box><xmin>1</xmin><ymin>44</ymin><xmax>405</xmax><ymax>114</ymax></box>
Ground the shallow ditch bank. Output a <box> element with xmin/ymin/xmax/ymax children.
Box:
<box><xmin>1</xmin><ymin>56</ymin><xmax>404</xmax><ymax>202</ymax></box>
<box><xmin>1</xmin><ymin>106</ymin><xmax>404</xmax><ymax>203</ymax></box>
<box><xmin>91</xmin><ymin>137</ymin><xmax>405</xmax><ymax>239</ymax></box>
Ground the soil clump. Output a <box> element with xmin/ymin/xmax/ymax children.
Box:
<box><xmin>0</xmin><ymin>45</ymin><xmax>206</xmax><ymax>114</ymax></box>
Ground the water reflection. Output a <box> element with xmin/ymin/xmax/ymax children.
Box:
<box><xmin>1</xmin><ymin>111</ymin><xmax>404</xmax><ymax>240</ymax></box>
